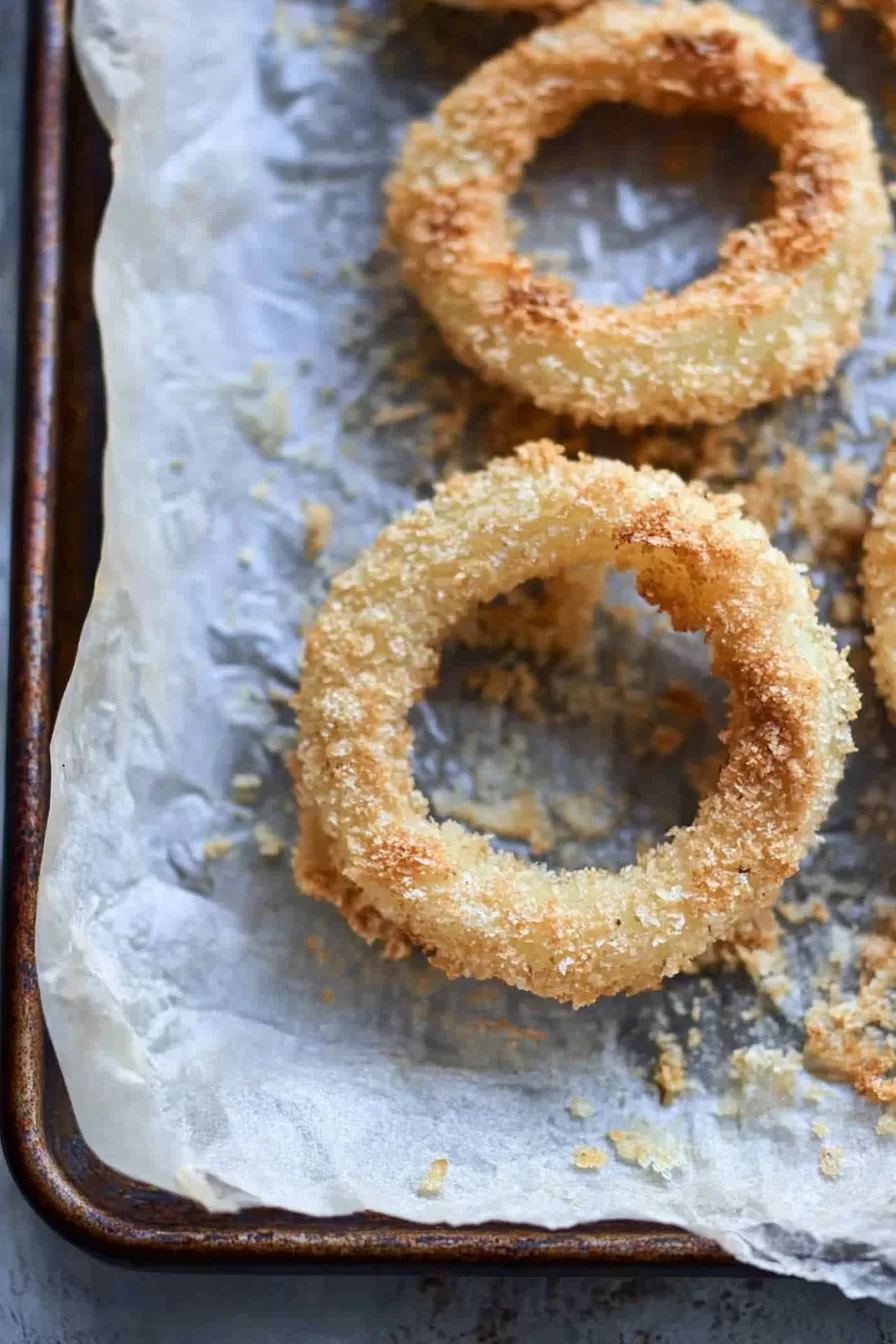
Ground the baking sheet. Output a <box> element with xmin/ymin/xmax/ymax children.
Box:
<box><xmin>37</xmin><ymin>0</ymin><xmax>896</xmax><ymax>1297</ymax></box>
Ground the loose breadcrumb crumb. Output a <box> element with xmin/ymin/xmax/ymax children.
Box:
<box><xmin>430</xmin><ymin>788</ymin><xmax>554</xmax><ymax>855</ymax></box>
<box><xmin>812</xmin><ymin>1120</ymin><xmax>827</xmax><ymax>1138</ymax></box>
<box><xmin>876</xmin><ymin>1110</ymin><xmax>896</xmax><ymax>1136</ymax></box>
<box><xmin>650</xmin><ymin>725</ymin><xmax>685</xmax><ymax>756</ymax></box>
<box><xmin>608</xmin><ymin>1127</ymin><xmax>686</xmax><ymax>1179</ymax></box>
<box><xmin>320</xmin><ymin>988</ymin><xmax>335</xmax><ymax>1005</ymax></box>
<box><xmin>653</xmin><ymin>1033</ymin><xmax>689</xmax><ymax>1105</ymax></box>
<box><xmin>231</xmin><ymin>773</ymin><xmax>262</xmax><ymax>804</ymax></box>
<box><xmin>303</xmin><ymin>502</ymin><xmax>333</xmax><ymax>559</ymax></box>
<box><xmin>719</xmin><ymin>1046</ymin><xmax>803</xmax><ymax>1119</ymax></box>
<box><xmin>573</xmin><ymin>1145</ymin><xmax>608</xmax><ymax>1171</ymax></box>
<box><xmin>567</xmin><ymin>1096</ymin><xmax>594</xmax><ymax>1120</ymax></box>
<box><xmin>237</xmin><ymin>547</ymin><xmax>254</xmax><ymax>569</ymax></box>
<box><xmin>418</xmin><ymin>1157</ymin><xmax>448</xmax><ymax>1197</ymax></box>
<box><xmin>253</xmin><ymin>823</ymin><xmax>285</xmax><ymax>859</ymax></box>
<box><xmin>818</xmin><ymin>1145</ymin><xmax>845</xmax><ymax>1179</ymax></box>
<box><xmin>203</xmin><ymin>836</ymin><xmax>234</xmax><ymax>861</ymax></box>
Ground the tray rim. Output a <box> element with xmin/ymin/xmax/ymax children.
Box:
<box><xmin>0</xmin><ymin>0</ymin><xmax>736</xmax><ymax>1271</ymax></box>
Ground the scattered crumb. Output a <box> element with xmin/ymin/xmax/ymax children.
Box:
<box><xmin>303</xmin><ymin>501</ymin><xmax>333</xmax><ymax>559</ymax></box>
<box><xmin>812</xmin><ymin>1120</ymin><xmax>827</xmax><ymax>1138</ymax></box>
<box><xmin>719</xmin><ymin>1046</ymin><xmax>803</xmax><ymax>1119</ymax></box>
<box><xmin>687</xmin><ymin>1026</ymin><xmax>703</xmax><ymax>1051</ymax></box>
<box><xmin>230</xmin><ymin>360</ymin><xmax>290</xmax><ymax>457</ymax></box>
<box><xmin>237</xmin><ymin>547</ymin><xmax>254</xmax><ymax>569</ymax></box>
<box><xmin>699</xmin><ymin>909</ymin><xmax>790</xmax><ymax>1004</ymax></box>
<box><xmin>372</xmin><ymin>401</ymin><xmax>428</xmax><ymax>427</ymax></box>
<box><xmin>608</xmin><ymin>1126</ymin><xmax>686</xmax><ymax>1179</ymax></box>
<box><xmin>876</xmin><ymin>1110</ymin><xmax>896</xmax><ymax>1136</ymax></box>
<box><xmin>573</xmin><ymin>1145</ymin><xmax>608</xmax><ymax>1172</ymax></box>
<box><xmin>740</xmin><ymin>445</ymin><xmax>868</xmax><ymax>564</ymax></box>
<box><xmin>818</xmin><ymin>1145</ymin><xmax>845</xmax><ymax>1179</ymax></box>
<box><xmin>778</xmin><ymin>895</ymin><xmax>830</xmax><ymax>926</ymax></box>
<box><xmin>203</xmin><ymin>836</ymin><xmax>234</xmax><ymax>861</ymax></box>
<box><xmin>470</xmin><ymin>1017</ymin><xmax>546</xmax><ymax>1042</ymax></box>
<box><xmin>659</xmin><ymin>682</ymin><xmax>706</xmax><ymax>722</ymax></box>
<box><xmin>830</xmin><ymin>591</ymin><xmax>861</xmax><ymax>626</ymax></box>
<box><xmin>552</xmin><ymin>789</ymin><xmax>618</xmax><ymax>841</ymax></box>
<box><xmin>249</xmin><ymin>479</ymin><xmax>271</xmax><ymax>503</ymax></box>
<box><xmin>231</xmin><ymin>772</ymin><xmax>262</xmax><ymax>804</ymax></box>
<box><xmin>320</xmin><ymin>988</ymin><xmax>335</xmax><ymax>1005</ymax></box>
<box><xmin>431</xmin><ymin>788</ymin><xmax>554</xmax><ymax>855</ymax></box>
<box><xmin>304</xmin><ymin>934</ymin><xmax>329</xmax><ymax>965</ymax></box>
<box><xmin>650</xmin><ymin>725</ymin><xmax>685</xmax><ymax>756</ymax></box>
<box><xmin>418</xmin><ymin>1157</ymin><xmax>448</xmax><ymax>1197</ymax></box>
<box><xmin>653</xmin><ymin>1033</ymin><xmax>689</xmax><ymax>1106</ymax></box>
<box><xmin>567</xmin><ymin>1096</ymin><xmax>594</xmax><ymax>1120</ymax></box>
<box><xmin>465</xmin><ymin>661</ymin><xmax>543</xmax><ymax>722</ymax></box>
<box><xmin>253</xmin><ymin>822</ymin><xmax>285</xmax><ymax>858</ymax></box>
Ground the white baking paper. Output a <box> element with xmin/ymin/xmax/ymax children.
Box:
<box><xmin>36</xmin><ymin>0</ymin><xmax>896</xmax><ymax>1299</ymax></box>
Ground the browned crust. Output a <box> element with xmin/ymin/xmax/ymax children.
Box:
<box><xmin>861</xmin><ymin>434</ymin><xmax>896</xmax><ymax>719</ymax></box>
<box><xmin>386</xmin><ymin>0</ymin><xmax>890</xmax><ymax>428</ymax></box>
<box><xmin>291</xmin><ymin>443</ymin><xmax>858</xmax><ymax>1006</ymax></box>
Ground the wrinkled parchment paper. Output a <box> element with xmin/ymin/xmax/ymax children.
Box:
<box><xmin>39</xmin><ymin>0</ymin><xmax>896</xmax><ymax>1297</ymax></box>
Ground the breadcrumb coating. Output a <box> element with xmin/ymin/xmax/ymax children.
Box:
<box><xmin>862</xmin><ymin>435</ymin><xmax>896</xmax><ymax>719</ymax></box>
<box><xmin>386</xmin><ymin>0</ymin><xmax>889</xmax><ymax>428</ymax></box>
<box><xmin>292</xmin><ymin>443</ymin><xmax>857</xmax><ymax>1006</ymax></box>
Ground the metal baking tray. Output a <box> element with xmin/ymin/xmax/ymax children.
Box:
<box><xmin>0</xmin><ymin>0</ymin><xmax>734</xmax><ymax>1269</ymax></box>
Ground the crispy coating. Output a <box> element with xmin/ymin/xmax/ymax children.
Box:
<box><xmin>386</xmin><ymin>0</ymin><xmax>890</xmax><ymax>428</ymax></box>
<box><xmin>862</xmin><ymin>435</ymin><xmax>896</xmax><ymax>719</ymax></box>
<box><xmin>292</xmin><ymin>443</ymin><xmax>858</xmax><ymax>1006</ymax></box>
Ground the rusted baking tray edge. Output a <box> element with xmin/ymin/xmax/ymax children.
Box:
<box><xmin>0</xmin><ymin>0</ymin><xmax>736</xmax><ymax>1271</ymax></box>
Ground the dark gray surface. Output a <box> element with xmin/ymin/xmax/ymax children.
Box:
<box><xmin>1</xmin><ymin>4</ymin><xmax>896</xmax><ymax>1340</ymax></box>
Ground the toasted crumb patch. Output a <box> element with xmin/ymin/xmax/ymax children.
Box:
<box><xmin>303</xmin><ymin>502</ymin><xmax>333</xmax><ymax>559</ymax></box>
<box><xmin>719</xmin><ymin>1045</ymin><xmax>803</xmax><ymax>1118</ymax></box>
<box><xmin>741</xmin><ymin>445</ymin><xmax>869</xmax><ymax>564</ymax></box>
<box><xmin>608</xmin><ymin>1126</ymin><xmax>687</xmax><ymax>1179</ymax></box>
<box><xmin>818</xmin><ymin>1144</ymin><xmax>845</xmax><ymax>1178</ymax></box>
<box><xmin>567</xmin><ymin>1095</ymin><xmax>595</xmax><ymax>1120</ymax></box>
<box><xmin>573</xmin><ymin>1145</ymin><xmax>608</xmax><ymax>1171</ymax></box>
<box><xmin>804</xmin><ymin>920</ymin><xmax>896</xmax><ymax>1103</ymax></box>
<box><xmin>418</xmin><ymin>1157</ymin><xmax>449</xmax><ymax>1197</ymax></box>
<box><xmin>654</xmin><ymin>1033</ymin><xmax>689</xmax><ymax>1105</ymax></box>
<box><xmin>253</xmin><ymin>823</ymin><xmax>285</xmax><ymax>859</ymax></box>
<box><xmin>431</xmin><ymin>788</ymin><xmax>554</xmax><ymax>855</ymax></box>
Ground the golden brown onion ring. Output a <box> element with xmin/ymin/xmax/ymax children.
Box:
<box><xmin>862</xmin><ymin>434</ymin><xmax>896</xmax><ymax>719</ymax></box>
<box><xmin>386</xmin><ymin>0</ymin><xmax>890</xmax><ymax>428</ymax></box>
<box><xmin>292</xmin><ymin>443</ymin><xmax>858</xmax><ymax>1006</ymax></box>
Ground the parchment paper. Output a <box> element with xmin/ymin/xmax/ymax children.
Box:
<box><xmin>39</xmin><ymin>0</ymin><xmax>896</xmax><ymax>1297</ymax></box>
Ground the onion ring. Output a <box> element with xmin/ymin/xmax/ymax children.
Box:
<box><xmin>292</xmin><ymin>442</ymin><xmax>858</xmax><ymax>1006</ymax></box>
<box><xmin>386</xmin><ymin>0</ymin><xmax>889</xmax><ymax>428</ymax></box>
<box><xmin>862</xmin><ymin>434</ymin><xmax>896</xmax><ymax>719</ymax></box>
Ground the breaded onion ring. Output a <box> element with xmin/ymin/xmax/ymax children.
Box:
<box><xmin>862</xmin><ymin>434</ymin><xmax>896</xmax><ymax>718</ymax></box>
<box><xmin>292</xmin><ymin>443</ymin><xmax>858</xmax><ymax>1006</ymax></box>
<box><xmin>386</xmin><ymin>1</ymin><xmax>890</xmax><ymax>428</ymax></box>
